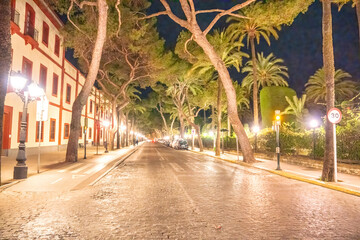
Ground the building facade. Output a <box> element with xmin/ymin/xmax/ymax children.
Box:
<box><xmin>3</xmin><ymin>0</ymin><xmax>109</xmax><ymax>157</ymax></box>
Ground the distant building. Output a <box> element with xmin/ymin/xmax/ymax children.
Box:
<box><xmin>3</xmin><ymin>0</ymin><xmax>109</xmax><ymax>157</ymax></box>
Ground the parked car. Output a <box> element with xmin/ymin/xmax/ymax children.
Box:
<box><xmin>172</xmin><ymin>139</ymin><xmax>188</xmax><ymax>150</ymax></box>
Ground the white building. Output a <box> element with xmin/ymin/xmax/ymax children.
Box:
<box><xmin>3</xmin><ymin>0</ymin><xmax>110</xmax><ymax>157</ymax></box>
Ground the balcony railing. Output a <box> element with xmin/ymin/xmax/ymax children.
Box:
<box><xmin>24</xmin><ymin>22</ymin><xmax>38</xmax><ymax>42</ymax></box>
<box><xmin>11</xmin><ymin>10</ymin><xmax>20</xmax><ymax>26</ymax></box>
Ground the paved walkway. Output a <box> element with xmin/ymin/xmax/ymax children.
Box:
<box><xmin>0</xmin><ymin>144</ymin><xmax>135</xmax><ymax>186</ymax></box>
<box><xmin>190</xmin><ymin>147</ymin><xmax>360</xmax><ymax>196</ymax></box>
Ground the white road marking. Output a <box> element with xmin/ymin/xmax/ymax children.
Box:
<box><xmin>57</xmin><ymin>163</ymin><xmax>84</xmax><ymax>173</ymax></box>
<box><xmin>71</xmin><ymin>164</ymin><xmax>93</xmax><ymax>173</ymax></box>
<box><xmin>50</xmin><ymin>178</ymin><xmax>63</xmax><ymax>184</ymax></box>
<box><xmin>84</xmin><ymin>164</ymin><xmax>105</xmax><ymax>174</ymax></box>
<box><xmin>72</xmin><ymin>174</ymin><xmax>85</xmax><ymax>179</ymax></box>
<box><xmin>169</xmin><ymin>162</ymin><xmax>185</xmax><ymax>172</ymax></box>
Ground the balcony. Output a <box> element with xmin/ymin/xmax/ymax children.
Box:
<box><xmin>10</xmin><ymin>10</ymin><xmax>20</xmax><ymax>35</ymax></box>
<box><xmin>24</xmin><ymin>22</ymin><xmax>39</xmax><ymax>49</ymax></box>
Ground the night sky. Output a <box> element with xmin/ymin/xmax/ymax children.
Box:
<box><xmin>147</xmin><ymin>1</ymin><xmax>360</xmax><ymax>95</ymax></box>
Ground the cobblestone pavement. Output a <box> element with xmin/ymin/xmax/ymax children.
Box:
<box><xmin>1</xmin><ymin>143</ymin><xmax>360</xmax><ymax>239</ymax></box>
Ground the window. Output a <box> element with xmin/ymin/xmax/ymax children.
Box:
<box><xmin>22</xmin><ymin>57</ymin><xmax>33</xmax><ymax>81</ymax></box>
<box><xmin>89</xmin><ymin>100</ymin><xmax>93</xmax><ymax>114</ymax></box>
<box><xmin>80</xmin><ymin>126</ymin><xmax>82</xmax><ymax>138</ymax></box>
<box><xmin>35</xmin><ymin>121</ymin><xmax>44</xmax><ymax>142</ymax></box>
<box><xmin>54</xmin><ymin>35</ymin><xmax>60</xmax><ymax>56</ymax></box>
<box><xmin>66</xmin><ymin>84</ymin><xmax>71</xmax><ymax>104</ymax></box>
<box><xmin>89</xmin><ymin>127</ymin><xmax>92</xmax><ymax>139</ymax></box>
<box><xmin>52</xmin><ymin>73</ymin><xmax>58</xmax><ymax>96</ymax></box>
<box><xmin>100</xmin><ymin>129</ymin><xmax>102</xmax><ymax>138</ymax></box>
<box><xmin>17</xmin><ymin>112</ymin><xmax>29</xmax><ymax>143</ymax></box>
<box><xmin>39</xmin><ymin>64</ymin><xmax>47</xmax><ymax>90</ymax></box>
<box><xmin>95</xmin><ymin>104</ymin><xmax>98</xmax><ymax>114</ymax></box>
<box><xmin>42</xmin><ymin>22</ymin><xmax>49</xmax><ymax>46</ymax></box>
<box><xmin>49</xmin><ymin>118</ymin><xmax>56</xmax><ymax>142</ymax></box>
<box><xmin>24</xmin><ymin>3</ymin><xmax>36</xmax><ymax>40</ymax></box>
<box><xmin>64</xmin><ymin>123</ymin><xmax>70</xmax><ymax>139</ymax></box>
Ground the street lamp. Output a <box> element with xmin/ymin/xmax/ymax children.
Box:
<box><xmin>274</xmin><ymin>110</ymin><xmax>281</xmax><ymax>171</ymax></box>
<box><xmin>11</xmin><ymin>71</ymin><xmax>45</xmax><ymax>179</ymax></box>
<box><xmin>102</xmin><ymin>120</ymin><xmax>110</xmax><ymax>153</ymax></box>
<box><xmin>252</xmin><ymin>125</ymin><xmax>260</xmax><ymax>153</ymax></box>
<box><xmin>310</xmin><ymin>119</ymin><xmax>319</xmax><ymax>159</ymax></box>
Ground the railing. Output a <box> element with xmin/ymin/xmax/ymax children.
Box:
<box><xmin>24</xmin><ymin>22</ymin><xmax>38</xmax><ymax>42</ymax></box>
<box><xmin>11</xmin><ymin>9</ymin><xmax>20</xmax><ymax>26</ymax></box>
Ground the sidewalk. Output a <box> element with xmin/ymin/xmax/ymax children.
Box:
<box><xmin>190</xmin><ymin>148</ymin><xmax>360</xmax><ymax>197</ymax></box>
<box><xmin>0</xmin><ymin>144</ymin><xmax>133</xmax><ymax>186</ymax></box>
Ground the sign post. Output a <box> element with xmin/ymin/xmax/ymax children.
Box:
<box><xmin>327</xmin><ymin>108</ymin><xmax>342</xmax><ymax>182</ymax></box>
<box><xmin>36</xmin><ymin>96</ymin><xmax>48</xmax><ymax>173</ymax></box>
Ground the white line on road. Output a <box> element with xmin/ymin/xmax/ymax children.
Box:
<box><xmin>57</xmin><ymin>163</ymin><xmax>84</xmax><ymax>173</ymax></box>
<box><xmin>71</xmin><ymin>164</ymin><xmax>94</xmax><ymax>173</ymax></box>
<box><xmin>169</xmin><ymin>162</ymin><xmax>185</xmax><ymax>172</ymax></box>
<box><xmin>50</xmin><ymin>178</ymin><xmax>63</xmax><ymax>184</ymax></box>
<box><xmin>84</xmin><ymin>164</ymin><xmax>105</xmax><ymax>174</ymax></box>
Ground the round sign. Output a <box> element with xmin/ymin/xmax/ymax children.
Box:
<box><xmin>327</xmin><ymin>108</ymin><xmax>342</xmax><ymax>124</ymax></box>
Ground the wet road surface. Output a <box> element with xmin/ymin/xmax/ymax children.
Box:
<box><xmin>1</xmin><ymin>143</ymin><xmax>360</xmax><ymax>239</ymax></box>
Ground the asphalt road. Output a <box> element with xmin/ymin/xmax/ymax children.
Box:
<box><xmin>0</xmin><ymin>143</ymin><xmax>360</xmax><ymax>239</ymax></box>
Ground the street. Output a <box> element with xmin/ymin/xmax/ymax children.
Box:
<box><xmin>1</xmin><ymin>142</ymin><xmax>360</xmax><ymax>239</ymax></box>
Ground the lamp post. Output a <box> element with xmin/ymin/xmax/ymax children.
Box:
<box><xmin>10</xmin><ymin>71</ymin><xmax>45</xmax><ymax>179</ymax></box>
<box><xmin>274</xmin><ymin>110</ymin><xmax>281</xmax><ymax>171</ymax></box>
<box><xmin>252</xmin><ymin>125</ymin><xmax>260</xmax><ymax>153</ymax></box>
<box><xmin>102</xmin><ymin>120</ymin><xmax>110</xmax><ymax>153</ymax></box>
<box><xmin>310</xmin><ymin>119</ymin><xmax>319</xmax><ymax>160</ymax></box>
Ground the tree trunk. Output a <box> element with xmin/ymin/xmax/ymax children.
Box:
<box><xmin>250</xmin><ymin>36</ymin><xmax>259</xmax><ymax>127</ymax></box>
<box><xmin>116</xmin><ymin>109</ymin><xmax>120</xmax><ymax>149</ymax></box>
<box><xmin>157</xmin><ymin>105</ymin><xmax>168</xmax><ymax>135</ymax></box>
<box><xmin>356</xmin><ymin>0</ymin><xmax>360</xmax><ymax>52</ymax></box>
<box><xmin>216</xmin><ymin>80</ymin><xmax>222</xmax><ymax>156</ymax></box>
<box><xmin>184</xmin><ymin>114</ymin><xmax>204</xmax><ymax>152</ymax></box>
<box><xmin>192</xmin><ymin>27</ymin><xmax>255</xmax><ymax>163</ymax></box>
<box><xmin>125</xmin><ymin>112</ymin><xmax>129</xmax><ymax>147</ymax></box>
<box><xmin>109</xmin><ymin>100</ymin><xmax>117</xmax><ymax>150</ymax></box>
<box><xmin>131</xmin><ymin>115</ymin><xmax>135</xmax><ymax>145</ymax></box>
<box><xmin>66</xmin><ymin>0</ymin><xmax>108</xmax><ymax>162</ymax></box>
<box><xmin>321</xmin><ymin>0</ymin><xmax>336</xmax><ymax>182</ymax></box>
<box><xmin>178</xmin><ymin>111</ymin><xmax>185</xmax><ymax>138</ymax></box>
<box><xmin>227</xmin><ymin>115</ymin><xmax>231</xmax><ymax>137</ymax></box>
<box><xmin>0</xmin><ymin>0</ymin><xmax>11</xmax><ymax>185</ymax></box>
<box><xmin>211</xmin><ymin>105</ymin><xmax>215</xmax><ymax>132</ymax></box>
<box><xmin>170</xmin><ymin>117</ymin><xmax>175</xmax><ymax>137</ymax></box>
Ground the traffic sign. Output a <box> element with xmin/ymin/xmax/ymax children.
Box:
<box><xmin>327</xmin><ymin>108</ymin><xmax>342</xmax><ymax>124</ymax></box>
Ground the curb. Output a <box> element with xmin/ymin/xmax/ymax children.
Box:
<box><xmin>0</xmin><ymin>180</ymin><xmax>23</xmax><ymax>192</ymax></box>
<box><xmin>190</xmin><ymin>150</ymin><xmax>360</xmax><ymax>198</ymax></box>
<box><xmin>89</xmin><ymin>146</ymin><xmax>139</xmax><ymax>186</ymax></box>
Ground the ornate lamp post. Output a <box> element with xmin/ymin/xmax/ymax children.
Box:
<box><xmin>102</xmin><ymin>120</ymin><xmax>110</xmax><ymax>153</ymax></box>
<box><xmin>10</xmin><ymin>71</ymin><xmax>45</xmax><ymax>179</ymax></box>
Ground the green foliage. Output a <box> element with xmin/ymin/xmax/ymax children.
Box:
<box><xmin>305</xmin><ymin>68</ymin><xmax>359</xmax><ymax>104</ymax></box>
<box><xmin>282</xmin><ymin>94</ymin><xmax>309</xmax><ymax>129</ymax></box>
<box><xmin>242</xmin><ymin>52</ymin><xmax>289</xmax><ymax>91</ymax></box>
<box><xmin>260</xmin><ymin>86</ymin><xmax>296</xmax><ymax>127</ymax></box>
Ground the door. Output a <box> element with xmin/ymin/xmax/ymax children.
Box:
<box><xmin>2</xmin><ymin>106</ymin><xmax>13</xmax><ymax>150</ymax></box>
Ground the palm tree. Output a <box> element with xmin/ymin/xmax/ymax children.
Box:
<box><xmin>305</xmin><ymin>68</ymin><xmax>358</xmax><ymax>104</ymax></box>
<box><xmin>227</xmin><ymin>15</ymin><xmax>280</xmax><ymax>127</ymax></box>
<box><xmin>322</xmin><ymin>0</ymin><xmax>336</xmax><ymax>182</ymax></box>
<box><xmin>282</xmin><ymin>95</ymin><xmax>309</xmax><ymax>128</ymax></box>
<box><xmin>242</xmin><ymin>52</ymin><xmax>289</xmax><ymax>90</ymax></box>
